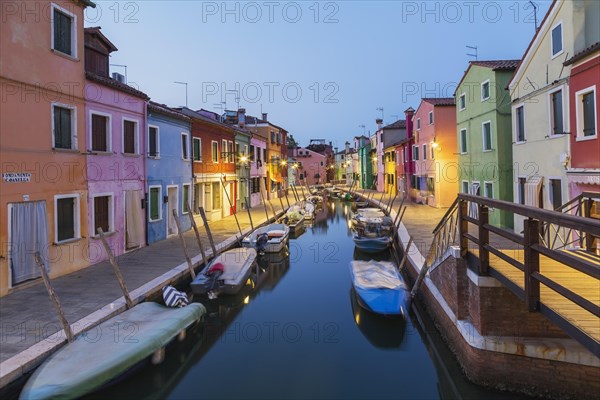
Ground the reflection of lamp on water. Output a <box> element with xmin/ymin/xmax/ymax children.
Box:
<box><xmin>244</xmin><ymin>296</ymin><xmax>250</xmax><ymax>304</ymax></box>
<box><xmin>347</xmin><ymin>220</ymin><xmax>352</xmax><ymax>229</ymax></box>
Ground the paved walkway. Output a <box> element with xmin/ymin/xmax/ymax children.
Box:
<box><xmin>0</xmin><ymin>191</ymin><xmax>302</xmax><ymax>383</ymax></box>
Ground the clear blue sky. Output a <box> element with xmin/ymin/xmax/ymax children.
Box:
<box><xmin>87</xmin><ymin>0</ymin><xmax>552</xmax><ymax>148</ymax></box>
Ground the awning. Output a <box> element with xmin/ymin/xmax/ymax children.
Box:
<box><xmin>525</xmin><ymin>176</ymin><xmax>543</xmax><ymax>207</ymax></box>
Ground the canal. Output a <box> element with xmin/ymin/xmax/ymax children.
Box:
<box><xmin>88</xmin><ymin>199</ymin><xmax>528</xmax><ymax>400</ymax></box>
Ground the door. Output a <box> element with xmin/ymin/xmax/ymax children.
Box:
<box><xmin>167</xmin><ymin>186</ymin><xmax>178</xmax><ymax>237</ymax></box>
<box><xmin>469</xmin><ymin>182</ymin><xmax>480</xmax><ymax>219</ymax></box>
<box><xmin>9</xmin><ymin>201</ymin><xmax>48</xmax><ymax>286</ymax></box>
<box><xmin>125</xmin><ymin>190</ymin><xmax>144</xmax><ymax>250</ymax></box>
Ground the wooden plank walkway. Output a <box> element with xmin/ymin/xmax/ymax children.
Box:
<box><xmin>478</xmin><ymin>248</ymin><xmax>600</xmax><ymax>344</ymax></box>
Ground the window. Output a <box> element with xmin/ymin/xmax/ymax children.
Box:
<box><xmin>459</xmin><ymin>93</ymin><xmax>466</xmax><ymax>111</ymax></box>
<box><xmin>55</xmin><ymin>194</ymin><xmax>79</xmax><ymax>243</ymax></box>
<box><xmin>249</xmin><ymin>145</ymin><xmax>255</xmax><ymax>161</ymax></box>
<box><xmin>576</xmin><ymin>86</ymin><xmax>597</xmax><ymax>139</ymax></box>
<box><xmin>549</xmin><ymin>179</ymin><xmax>562</xmax><ymax>210</ymax></box>
<box><xmin>484</xmin><ymin>182</ymin><xmax>493</xmax><ymax>199</ymax></box>
<box><xmin>481</xmin><ymin>80</ymin><xmax>490</xmax><ymax>101</ymax></box>
<box><xmin>518</xmin><ymin>177</ymin><xmax>526</xmax><ymax>205</ymax></box>
<box><xmin>422</xmin><ymin>144</ymin><xmax>427</xmax><ymax>160</ymax></box>
<box><xmin>92</xmin><ymin>194</ymin><xmax>113</xmax><ymax>235</ymax></box>
<box><xmin>148</xmin><ymin>125</ymin><xmax>159</xmax><ymax>157</ymax></box>
<box><xmin>276</xmin><ymin>132</ymin><xmax>281</xmax><ymax>144</ymax></box>
<box><xmin>271</xmin><ymin>131</ymin><xmax>275</xmax><ymax>143</ymax></box>
<box><xmin>91</xmin><ymin>113</ymin><xmax>109</xmax><ymax>152</ymax></box>
<box><xmin>149</xmin><ymin>186</ymin><xmax>162</xmax><ymax>221</ymax></box>
<box><xmin>412</xmin><ymin>145</ymin><xmax>419</xmax><ymax>161</ymax></box>
<box><xmin>417</xmin><ymin>118</ymin><xmax>421</xmax><ymax>130</ymax></box>
<box><xmin>551</xmin><ymin>23</ymin><xmax>563</xmax><ymax>57</ymax></box>
<box><xmin>53</xmin><ymin>104</ymin><xmax>75</xmax><ymax>150</ymax></box>
<box><xmin>212</xmin><ymin>182</ymin><xmax>221</xmax><ymax>209</ymax></box>
<box><xmin>52</xmin><ymin>4</ymin><xmax>76</xmax><ymax>57</ymax></box>
<box><xmin>263</xmin><ymin>149</ymin><xmax>267</xmax><ymax>162</ymax></box>
<box><xmin>212</xmin><ymin>141</ymin><xmax>218</xmax><ymax>163</ymax></box>
<box><xmin>228</xmin><ymin>141</ymin><xmax>234</xmax><ymax>163</ymax></box>
<box><xmin>428</xmin><ymin>112</ymin><xmax>433</xmax><ymax>125</ymax></box>
<box><xmin>182</xmin><ymin>184</ymin><xmax>191</xmax><ymax>213</ymax></box>
<box><xmin>431</xmin><ymin>144</ymin><xmax>435</xmax><ymax>160</ymax></box>
<box><xmin>193</xmin><ymin>137</ymin><xmax>202</xmax><ymax>161</ymax></box>
<box><xmin>550</xmin><ymin>89</ymin><xmax>564</xmax><ymax>135</ymax></box>
<box><xmin>460</xmin><ymin>128</ymin><xmax>468</xmax><ymax>153</ymax></box>
<box><xmin>482</xmin><ymin>121</ymin><xmax>492</xmax><ymax>151</ymax></box>
<box><xmin>181</xmin><ymin>133</ymin><xmax>189</xmax><ymax>160</ymax></box>
<box><xmin>427</xmin><ymin>177</ymin><xmax>434</xmax><ymax>192</ymax></box>
<box><xmin>462</xmin><ymin>181</ymin><xmax>469</xmax><ymax>194</ymax></box>
<box><xmin>515</xmin><ymin>106</ymin><xmax>525</xmax><ymax>142</ymax></box>
<box><xmin>222</xmin><ymin>139</ymin><xmax>227</xmax><ymax>161</ymax></box>
<box><xmin>123</xmin><ymin>119</ymin><xmax>137</xmax><ymax>154</ymax></box>
<box><xmin>243</xmin><ymin>144</ymin><xmax>248</xmax><ymax>157</ymax></box>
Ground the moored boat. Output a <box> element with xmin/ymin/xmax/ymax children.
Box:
<box><xmin>352</xmin><ymin>232</ymin><xmax>393</xmax><ymax>253</ymax></box>
<box><xmin>280</xmin><ymin>208</ymin><xmax>305</xmax><ymax>234</ymax></box>
<box><xmin>190</xmin><ymin>247</ymin><xmax>257</xmax><ymax>296</ymax></box>
<box><xmin>19</xmin><ymin>302</ymin><xmax>205</xmax><ymax>400</ymax></box>
<box><xmin>349</xmin><ymin>260</ymin><xmax>410</xmax><ymax>316</ymax></box>
<box><xmin>242</xmin><ymin>223</ymin><xmax>290</xmax><ymax>253</ymax></box>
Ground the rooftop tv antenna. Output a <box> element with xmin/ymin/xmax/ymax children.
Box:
<box><xmin>529</xmin><ymin>1</ymin><xmax>538</xmax><ymax>31</ymax></box>
<box><xmin>466</xmin><ymin>45</ymin><xmax>478</xmax><ymax>60</ymax></box>
<box><xmin>376</xmin><ymin>107</ymin><xmax>384</xmax><ymax>120</ymax></box>
<box><xmin>358</xmin><ymin>124</ymin><xmax>366</xmax><ymax>135</ymax></box>
<box><xmin>174</xmin><ymin>81</ymin><xmax>188</xmax><ymax>107</ymax></box>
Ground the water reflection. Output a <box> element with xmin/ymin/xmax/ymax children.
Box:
<box><xmin>349</xmin><ymin>288</ymin><xmax>407</xmax><ymax>349</ymax></box>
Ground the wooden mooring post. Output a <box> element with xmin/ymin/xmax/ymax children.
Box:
<box><xmin>245</xmin><ymin>197</ymin><xmax>254</xmax><ymax>230</ymax></box>
<box><xmin>172</xmin><ymin>209</ymin><xmax>196</xmax><ymax>280</ymax></box>
<box><xmin>34</xmin><ymin>252</ymin><xmax>74</xmax><ymax>343</ymax></box>
<box><xmin>220</xmin><ymin>178</ymin><xmax>243</xmax><ymax>238</ymax></box>
<box><xmin>97</xmin><ymin>228</ymin><xmax>134</xmax><ymax>309</ymax></box>
<box><xmin>198</xmin><ymin>207</ymin><xmax>218</xmax><ymax>257</ymax></box>
<box><xmin>398</xmin><ymin>238</ymin><xmax>413</xmax><ymax>271</ymax></box>
<box><xmin>187</xmin><ymin>203</ymin><xmax>208</xmax><ymax>269</ymax></box>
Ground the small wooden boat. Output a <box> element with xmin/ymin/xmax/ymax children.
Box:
<box><xmin>190</xmin><ymin>247</ymin><xmax>257</xmax><ymax>296</ymax></box>
<box><xmin>352</xmin><ymin>231</ymin><xmax>393</xmax><ymax>253</ymax></box>
<box><xmin>19</xmin><ymin>302</ymin><xmax>205</xmax><ymax>400</ymax></box>
<box><xmin>279</xmin><ymin>207</ymin><xmax>304</xmax><ymax>234</ymax></box>
<box><xmin>303</xmin><ymin>201</ymin><xmax>316</xmax><ymax>220</ymax></box>
<box><xmin>349</xmin><ymin>260</ymin><xmax>410</xmax><ymax>316</ymax></box>
<box><xmin>242</xmin><ymin>223</ymin><xmax>290</xmax><ymax>253</ymax></box>
<box><xmin>306</xmin><ymin>195</ymin><xmax>323</xmax><ymax>204</ymax></box>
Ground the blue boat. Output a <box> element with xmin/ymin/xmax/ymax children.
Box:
<box><xmin>349</xmin><ymin>260</ymin><xmax>410</xmax><ymax>316</ymax></box>
<box><xmin>352</xmin><ymin>232</ymin><xmax>393</xmax><ymax>253</ymax></box>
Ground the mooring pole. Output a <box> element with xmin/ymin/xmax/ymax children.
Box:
<box><xmin>398</xmin><ymin>238</ymin><xmax>413</xmax><ymax>271</ymax></box>
<box><xmin>187</xmin><ymin>202</ymin><xmax>208</xmax><ymax>269</ymax></box>
<box><xmin>245</xmin><ymin>196</ymin><xmax>254</xmax><ymax>230</ymax></box>
<box><xmin>220</xmin><ymin>178</ymin><xmax>243</xmax><ymax>238</ymax></box>
<box><xmin>172</xmin><ymin>209</ymin><xmax>196</xmax><ymax>279</ymax></box>
<box><xmin>278</xmin><ymin>195</ymin><xmax>285</xmax><ymax>213</ymax></box>
<box><xmin>259</xmin><ymin>180</ymin><xmax>270</xmax><ymax>221</ymax></box>
<box><xmin>284</xmin><ymin>191</ymin><xmax>290</xmax><ymax>208</ymax></box>
<box><xmin>34</xmin><ymin>252</ymin><xmax>74</xmax><ymax>343</ymax></box>
<box><xmin>97</xmin><ymin>228</ymin><xmax>134</xmax><ymax>309</ymax></box>
<box><xmin>199</xmin><ymin>207</ymin><xmax>218</xmax><ymax>257</ymax></box>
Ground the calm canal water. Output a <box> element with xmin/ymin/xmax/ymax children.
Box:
<box><xmin>88</xmin><ymin>199</ymin><xmax>528</xmax><ymax>400</ymax></box>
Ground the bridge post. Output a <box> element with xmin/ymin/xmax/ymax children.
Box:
<box><xmin>524</xmin><ymin>217</ymin><xmax>541</xmax><ymax>312</ymax></box>
<box><xmin>583</xmin><ymin>198</ymin><xmax>594</xmax><ymax>252</ymax></box>
<box><xmin>458</xmin><ymin>198</ymin><xmax>468</xmax><ymax>257</ymax></box>
<box><xmin>478</xmin><ymin>204</ymin><xmax>489</xmax><ymax>275</ymax></box>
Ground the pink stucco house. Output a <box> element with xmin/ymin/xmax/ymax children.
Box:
<box><xmin>411</xmin><ymin>98</ymin><xmax>457</xmax><ymax>208</ymax></box>
<box><xmin>288</xmin><ymin>147</ymin><xmax>327</xmax><ymax>186</ymax></box>
<box><xmin>249</xmin><ymin>136</ymin><xmax>268</xmax><ymax>207</ymax></box>
<box><xmin>84</xmin><ymin>28</ymin><xmax>149</xmax><ymax>261</ymax></box>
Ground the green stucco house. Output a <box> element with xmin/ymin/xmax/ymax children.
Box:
<box><xmin>455</xmin><ymin>60</ymin><xmax>520</xmax><ymax>228</ymax></box>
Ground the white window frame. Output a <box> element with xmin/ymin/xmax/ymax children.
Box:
<box><xmin>193</xmin><ymin>137</ymin><xmax>202</xmax><ymax>162</ymax></box>
<box><xmin>53</xmin><ymin>193</ymin><xmax>81</xmax><ymax>244</ymax></box>
<box><xmin>222</xmin><ymin>139</ymin><xmax>228</xmax><ymax>161</ymax></box>
<box><xmin>228</xmin><ymin>140</ymin><xmax>234</xmax><ymax>163</ymax></box>
<box><xmin>212</xmin><ymin>140</ymin><xmax>219</xmax><ymax>163</ymax></box>
<box><xmin>482</xmin><ymin>120</ymin><xmax>492</xmax><ymax>151</ymax></box>
<box><xmin>412</xmin><ymin>145</ymin><xmax>419</xmax><ymax>161</ymax></box>
<box><xmin>182</xmin><ymin>183</ymin><xmax>192</xmax><ymax>214</ymax></box>
<box><xmin>88</xmin><ymin>110</ymin><xmax>112</xmax><ymax>152</ymax></box>
<box><xmin>575</xmin><ymin>85</ymin><xmax>597</xmax><ymax>141</ymax></box>
<box><xmin>90</xmin><ymin>192</ymin><xmax>115</xmax><ymax>236</ymax></box>
<box><xmin>428</xmin><ymin>111</ymin><xmax>434</xmax><ymax>125</ymax></box>
<box><xmin>181</xmin><ymin>132</ymin><xmax>190</xmax><ymax>160</ymax></box>
<box><xmin>122</xmin><ymin>117</ymin><xmax>140</xmax><ymax>155</ymax></box>
<box><xmin>550</xmin><ymin>21</ymin><xmax>564</xmax><ymax>59</ymax></box>
<box><xmin>514</xmin><ymin>103</ymin><xmax>526</xmax><ymax>144</ymax></box>
<box><xmin>461</xmin><ymin>180</ymin><xmax>469</xmax><ymax>194</ymax></box>
<box><xmin>483</xmin><ymin>181</ymin><xmax>494</xmax><ymax>199</ymax></box>
<box><xmin>147</xmin><ymin>124</ymin><xmax>160</xmax><ymax>158</ymax></box>
<box><xmin>243</xmin><ymin>144</ymin><xmax>248</xmax><ymax>156</ymax></box>
<box><xmin>481</xmin><ymin>79</ymin><xmax>490</xmax><ymax>102</ymax></box>
<box><xmin>50</xmin><ymin>3</ymin><xmax>78</xmax><ymax>59</ymax></box>
<box><xmin>416</xmin><ymin>118</ymin><xmax>421</xmax><ymax>130</ymax></box>
<box><xmin>52</xmin><ymin>102</ymin><xmax>78</xmax><ymax>150</ymax></box>
<box><xmin>148</xmin><ymin>185</ymin><xmax>162</xmax><ymax>222</ymax></box>
<box><xmin>422</xmin><ymin>144</ymin><xmax>427</xmax><ymax>160</ymax></box>
<box><xmin>517</xmin><ymin>176</ymin><xmax>527</xmax><ymax>205</ymax></box>
<box><xmin>460</xmin><ymin>128</ymin><xmax>468</xmax><ymax>154</ymax></box>
<box><xmin>459</xmin><ymin>93</ymin><xmax>466</xmax><ymax>111</ymax></box>
<box><xmin>547</xmin><ymin>85</ymin><xmax>566</xmax><ymax>138</ymax></box>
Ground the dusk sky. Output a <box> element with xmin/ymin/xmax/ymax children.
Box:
<box><xmin>88</xmin><ymin>0</ymin><xmax>552</xmax><ymax>148</ymax></box>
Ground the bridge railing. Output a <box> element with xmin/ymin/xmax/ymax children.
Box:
<box><xmin>458</xmin><ymin>193</ymin><xmax>600</xmax><ymax>354</ymax></box>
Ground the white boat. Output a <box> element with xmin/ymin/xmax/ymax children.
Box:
<box><xmin>351</xmin><ymin>208</ymin><xmax>394</xmax><ymax>253</ymax></box>
<box><xmin>303</xmin><ymin>201</ymin><xmax>316</xmax><ymax>220</ymax></box>
<box><xmin>242</xmin><ymin>223</ymin><xmax>290</xmax><ymax>253</ymax></box>
<box><xmin>280</xmin><ymin>208</ymin><xmax>305</xmax><ymax>234</ymax></box>
<box><xmin>306</xmin><ymin>195</ymin><xmax>323</xmax><ymax>204</ymax></box>
<box><xmin>190</xmin><ymin>247</ymin><xmax>257</xmax><ymax>296</ymax></box>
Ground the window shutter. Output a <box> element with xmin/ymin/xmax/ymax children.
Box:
<box><xmin>124</xmin><ymin>121</ymin><xmax>135</xmax><ymax>153</ymax></box>
<box><xmin>583</xmin><ymin>93</ymin><xmax>595</xmax><ymax>136</ymax></box>
<box><xmin>94</xmin><ymin>196</ymin><xmax>109</xmax><ymax>233</ymax></box>
<box><xmin>149</xmin><ymin>127</ymin><xmax>157</xmax><ymax>156</ymax></box>
<box><xmin>150</xmin><ymin>189</ymin><xmax>160</xmax><ymax>220</ymax></box>
<box><xmin>92</xmin><ymin>114</ymin><xmax>107</xmax><ymax>151</ymax></box>
<box><xmin>57</xmin><ymin>198</ymin><xmax>75</xmax><ymax>241</ymax></box>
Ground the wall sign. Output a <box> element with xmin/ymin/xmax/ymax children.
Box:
<box><xmin>2</xmin><ymin>173</ymin><xmax>31</xmax><ymax>183</ymax></box>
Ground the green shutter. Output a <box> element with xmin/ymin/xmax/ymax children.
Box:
<box><xmin>150</xmin><ymin>188</ymin><xmax>160</xmax><ymax>220</ymax></box>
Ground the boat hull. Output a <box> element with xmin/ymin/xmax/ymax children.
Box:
<box><xmin>191</xmin><ymin>248</ymin><xmax>257</xmax><ymax>295</ymax></box>
<box><xmin>241</xmin><ymin>224</ymin><xmax>290</xmax><ymax>253</ymax></box>
<box><xmin>352</xmin><ymin>234</ymin><xmax>392</xmax><ymax>253</ymax></box>
<box><xmin>19</xmin><ymin>302</ymin><xmax>205</xmax><ymax>400</ymax></box>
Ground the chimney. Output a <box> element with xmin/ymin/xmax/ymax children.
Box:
<box><xmin>376</xmin><ymin>118</ymin><xmax>383</xmax><ymax>130</ymax></box>
<box><xmin>405</xmin><ymin>107</ymin><xmax>415</xmax><ymax>138</ymax></box>
<box><xmin>237</xmin><ymin>108</ymin><xmax>246</xmax><ymax>128</ymax></box>
<box><xmin>262</xmin><ymin>112</ymin><xmax>268</xmax><ymax>122</ymax></box>
<box><xmin>345</xmin><ymin>141</ymin><xmax>350</xmax><ymax>153</ymax></box>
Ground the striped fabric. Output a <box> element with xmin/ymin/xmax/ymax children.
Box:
<box><xmin>162</xmin><ymin>285</ymin><xmax>189</xmax><ymax>308</ymax></box>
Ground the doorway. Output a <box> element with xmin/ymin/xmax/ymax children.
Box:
<box><xmin>167</xmin><ymin>185</ymin><xmax>178</xmax><ymax>237</ymax></box>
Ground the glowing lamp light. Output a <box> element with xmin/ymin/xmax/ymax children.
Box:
<box><xmin>431</xmin><ymin>142</ymin><xmax>439</xmax><ymax>149</ymax></box>
<box><xmin>240</xmin><ymin>156</ymin><xmax>248</xmax><ymax>162</ymax></box>
<box><xmin>243</xmin><ymin>296</ymin><xmax>250</xmax><ymax>304</ymax></box>
<box><xmin>281</xmin><ymin>160</ymin><xmax>287</xmax><ymax>166</ymax></box>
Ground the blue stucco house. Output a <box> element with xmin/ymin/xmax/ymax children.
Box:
<box><xmin>146</xmin><ymin>102</ymin><xmax>193</xmax><ymax>244</ymax></box>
